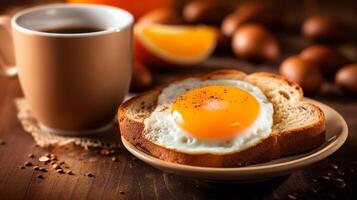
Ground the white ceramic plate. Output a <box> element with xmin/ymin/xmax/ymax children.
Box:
<box><xmin>122</xmin><ymin>99</ymin><xmax>348</xmax><ymax>182</ymax></box>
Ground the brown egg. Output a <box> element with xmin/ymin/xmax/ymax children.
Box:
<box><xmin>221</xmin><ymin>13</ymin><xmax>241</xmax><ymax>37</ymax></box>
<box><xmin>338</xmin><ymin>44</ymin><xmax>357</xmax><ymax>63</ymax></box>
<box><xmin>300</xmin><ymin>45</ymin><xmax>348</xmax><ymax>80</ymax></box>
<box><xmin>280</xmin><ymin>56</ymin><xmax>322</xmax><ymax>95</ymax></box>
<box><xmin>221</xmin><ymin>2</ymin><xmax>280</xmax><ymax>37</ymax></box>
<box><xmin>137</xmin><ymin>7</ymin><xmax>183</xmax><ymax>25</ymax></box>
<box><xmin>335</xmin><ymin>64</ymin><xmax>357</xmax><ymax>94</ymax></box>
<box><xmin>231</xmin><ymin>24</ymin><xmax>280</xmax><ymax>62</ymax></box>
<box><xmin>130</xmin><ymin>61</ymin><xmax>152</xmax><ymax>91</ymax></box>
<box><xmin>302</xmin><ymin>16</ymin><xmax>346</xmax><ymax>42</ymax></box>
<box><xmin>182</xmin><ymin>0</ymin><xmax>231</xmax><ymax>25</ymax></box>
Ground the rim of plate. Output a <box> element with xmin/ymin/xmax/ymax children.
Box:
<box><xmin>121</xmin><ymin>99</ymin><xmax>348</xmax><ymax>173</ymax></box>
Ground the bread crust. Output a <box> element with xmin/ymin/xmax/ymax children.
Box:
<box><xmin>118</xmin><ymin>70</ymin><xmax>326</xmax><ymax>167</ymax></box>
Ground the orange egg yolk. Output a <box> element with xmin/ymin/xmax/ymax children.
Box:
<box><xmin>171</xmin><ymin>85</ymin><xmax>260</xmax><ymax>140</ymax></box>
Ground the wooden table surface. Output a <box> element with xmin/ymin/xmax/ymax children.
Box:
<box><xmin>1</xmin><ymin>54</ymin><xmax>357</xmax><ymax>199</ymax></box>
<box><xmin>1</xmin><ymin>2</ymin><xmax>357</xmax><ymax>200</ymax></box>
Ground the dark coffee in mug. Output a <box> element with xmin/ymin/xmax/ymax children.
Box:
<box><xmin>41</xmin><ymin>26</ymin><xmax>103</xmax><ymax>34</ymax></box>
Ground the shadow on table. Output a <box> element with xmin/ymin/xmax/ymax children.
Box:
<box><xmin>163</xmin><ymin>173</ymin><xmax>288</xmax><ymax>200</ymax></box>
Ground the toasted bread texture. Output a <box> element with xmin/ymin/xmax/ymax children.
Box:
<box><xmin>119</xmin><ymin>70</ymin><xmax>326</xmax><ymax>167</ymax></box>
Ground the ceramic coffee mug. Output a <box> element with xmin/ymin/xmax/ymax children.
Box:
<box><xmin>0</xmin><ymin>4</ymin><xmax>133</xmax><ymax>135</ymax></box>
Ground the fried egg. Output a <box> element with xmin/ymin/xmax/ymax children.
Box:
<box><xmin>143</xmin><ymin>78</ymin><xmax>273</xmax><ymax>154</ymax></box>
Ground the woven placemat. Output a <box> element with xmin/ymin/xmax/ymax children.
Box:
<box><xmin>14</xmin><ymin>98</ymin><xmax>122</xmax><ymax>149</ymax></box>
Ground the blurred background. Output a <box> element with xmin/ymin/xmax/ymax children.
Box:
<box><xmin>1</xmin><ymin>0</ymin><xmax>357</xmax><ymax>95</ymax></box>
<box><xmin>1</xmin><ymin>0</ymin><xmax>356</xmax><ymax>25</ymax></box>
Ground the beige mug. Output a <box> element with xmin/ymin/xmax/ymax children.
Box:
<box><xmin>0</xmin><ymin>4</ymin><xmax>133</xmax><ymax>135</ymax></box>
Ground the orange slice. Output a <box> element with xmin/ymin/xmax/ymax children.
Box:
<box><xmin>134</xmin><ymin>24</ymin><xmax>216</xmax><ymax>66</ymax></box>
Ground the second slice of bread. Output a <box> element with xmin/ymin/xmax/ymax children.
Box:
<box><xmin>119</xmin><ymin>70</ymin><xmax>326</xmax><ymax>167</ymax></box>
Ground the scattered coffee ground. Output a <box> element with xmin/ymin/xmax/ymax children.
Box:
<box><xmin>287</xmin><ymin>161</ymin><xmax>357</xmax><ymax>199</ymax></box>
<box><xmin>100</xmin><ymin>149</ymin><xmax>110</xmax><ymax>156</ymax></box>
<box><xmin>321</xmin><ymin>175</ymin><xmax>331</xmax><ymax>181</ymax></box>
<box><xmin>287</xmin><ymin>193</ymin><xmax>298</xmax><ymax>199</ymax></box>
<box><xmin>335</xmin><ymin>178</ymin><xmax>346</xmax><ymax>188</ymax></box>
<box><xmin>329</xmin><ymin>164</ymin><xmax>339</xmax><ymax>170</ymax></box>
<box><xmin>96</xmin><ymin>146</ymin><xmax>121</xmax><ymax>156</ymax></box>
<box><xmin>52</xmin><ymin>164</ymin><xmax>60</xmax><ymax>169</ymax></box>
<box><xmin>19</xmin><ymin>153</ymin><xmax>77</xmax><ymax>178</ymax></box>
<box><xmin>39</xmin><ymin>156</ymin><xmax>49</xmax><ymax>162</ymax></box>
<box><xmin>49</xmin><ymin>154</ymin><xmax>57</xmax><ymax>161</ymax></box>
<box><xmin>39</xmin><ymin>167</ymin><xmax>47</xmax><ymax>172</ymax></box>
<box><xmin>13</xmin><ymin>100</ymin><xmax>125</xmax><ymax>179</ymax></box>
<box><xmin>85</xmin><ymin>173</ymin><xmax>94</xmax><ymax>177</ymax></box>
<box><xmin>337</xmin><ymin>169</ymin><xmax>345</xmax><ymax>176</ymax></box>
<box><xmin>310</xmin><ymin>188</ymin><xmax>318</xmax><ymax>193</ymax></box>
<box><xmin>112</xmin><ymin>157</ymin><xmax>119</xmax><ymax>162</ymax></box>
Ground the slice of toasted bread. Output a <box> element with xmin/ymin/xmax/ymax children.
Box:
<box><xmin>118</xmin><ymin>70</ymin><xmax>325</xmax><ymax>167</ymax></box>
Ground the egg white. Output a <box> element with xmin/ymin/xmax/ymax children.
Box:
<box><xmin>143</xmin><ymin>78</ymin><xmax>274</xmax><ymax>154</ymax></box>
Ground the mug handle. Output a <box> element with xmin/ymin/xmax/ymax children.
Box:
<box><xmin>0</xmin><ymin>15</ymin><xmax>17</xmax><ymax>77</ymax></box>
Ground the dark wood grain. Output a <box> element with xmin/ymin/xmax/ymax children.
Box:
<box><xmin>1</xmin><ymin>55</ymin><xmax>357</xmax><ymax>199</ymax></box>
<box><xmin>0</xmin><ymin>1</ymin><xmax>357</xmax><ymax>199</ymax></box>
